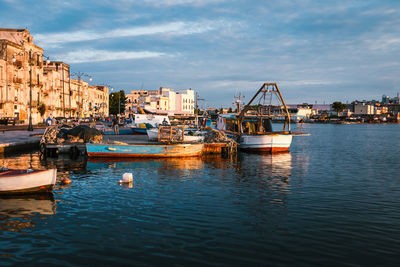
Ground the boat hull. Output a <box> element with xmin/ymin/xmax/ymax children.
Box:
<box><xmin>239</xmin><ymin>134</ymin><xmax>292</xmax><ymax>152</ymax></box>
<box><xmin>131</xmin><ymin>127</ymin><xmax>148</xmax><ymax>135</ymax></box>
<box><xmin>87</xmin><ymin>143</ymin><xmax>204</xmax><ymax>158</ymax></box>
<box><xmin>102</xmin><ymin>127</ymin><xmax>134</xmax><ymax>135</ymax></box>
<box><xmin>0</xmin><ymin>169</ymin><xmax>57</xmax><ymax>195</ymax></box>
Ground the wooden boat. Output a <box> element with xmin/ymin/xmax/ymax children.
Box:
<box><xmin>130</xmin><ymin>127</ymin><xmax>148</xmax><ymax>135</ymax></box>
<box><xmin>87</xmin><ymin>126</ymin><xmax>204</xmax><ymax>158</ymax></box>
<box><xmin>86</xmin><ymin>143</ymin><xmax>204</xmax><ymax>158</ymax></box>
<box><xmin>217</xmin><ymin>83</ymin><xmax>293</xmax><ymax>152</ymax></box>
<box><xmin>0</xmin><ymin>169</ymin><xmax>57</xmax><ymax>195</ymax></box>
<box><xmin>102</xmin><ymin>127</ymin><xmax>135</xmax><ymax>135</ymax></box>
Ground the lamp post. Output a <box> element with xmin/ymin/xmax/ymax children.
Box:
<box><xmin>12</xmin><ymin>51</ymin><xmax>50</xmax><ymax>131</ymax></box>
<box><xmin>71</xmin><ymin>72</ymin><xmax>92</xmax><ymax>118</ymax></box>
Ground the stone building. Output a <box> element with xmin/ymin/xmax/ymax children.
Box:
<box><xmin>126</xmin><ymin>90</ymin><xmax>148</xmax><ymax>114</ymax></box>
<box><xmin>43</xmin><ymin>61</ymin><xmax>70</xmax><ymax>118</ymax></box>
<box><xmin>0</xmin><ymin>28</ymin><xmax>109</xmax><ymax>123</ymax></box>
<box><xmin>0</xmin><ymin>28</ymin><xmax>44</xmax><ymax>123</ymax></box>
<box><xmin>86</xmin><ymin>85</ymin><xmax>109</xmax><ymax>117</ymax></box>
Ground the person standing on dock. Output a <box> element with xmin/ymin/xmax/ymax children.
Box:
<box><xmin>112</xmin><ymin>116</ymin><xmax>119</xmax><ymax>135</ymax></box>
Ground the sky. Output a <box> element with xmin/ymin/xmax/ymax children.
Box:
<box><xmin>1</xmin><ymin>0</ymin><xmax>400</xmax><ymax>108</ymax></box>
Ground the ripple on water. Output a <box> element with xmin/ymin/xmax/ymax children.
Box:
<box><xmin>1</xmin><ymin>125</ymin><xmax>400</xmax><ymax>265</ymax></box>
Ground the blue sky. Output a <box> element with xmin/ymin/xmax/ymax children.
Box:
<box><xmin>1</xmin><ymin>0</ymin><xmax>399</xmax><ymax>107</ymax></box>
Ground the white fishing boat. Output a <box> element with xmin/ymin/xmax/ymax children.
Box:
<box><xmin>0</xmin><ymin>169</ymin><xmax>57</xmax><ymax>195</ymax></box>
<box><xmin>217</xmin><ymin>83</ymin><xmax>294</xmax><ymax>152</ymax></box>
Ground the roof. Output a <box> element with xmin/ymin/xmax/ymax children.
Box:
<box><xmin>0</xmin><ymin>28</ymin><xmax>29</xmax><ymax>33</ymax></box>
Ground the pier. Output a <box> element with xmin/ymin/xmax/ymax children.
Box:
<box><xmin>0</xmin><ymin>129</ymin><xmax>44</xmax><ymax>155</ymax></box>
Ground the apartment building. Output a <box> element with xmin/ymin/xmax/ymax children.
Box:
<box><xmin>0</xmin><ymin>28</ymin><xmax>109</xmax><ymax>123</ymax></box>
<box><xmin>126</xmin><ymin>87</ymin><xmax>195</xmax><ymax>115</ymax></box>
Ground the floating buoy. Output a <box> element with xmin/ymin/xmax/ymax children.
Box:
<box><xmin>61</xmin><ymin>178</ymin><xmax>72</xmax><ymax>185</ymax></box>
<box><xmin>119</xmin><ymin>173</ymin><xmax>133</xmax><ymax>184</ymax></box>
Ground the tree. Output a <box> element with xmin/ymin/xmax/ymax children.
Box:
<box><xmin>38</xmin><ymin>103</ymin><xmax>46</xmax><ymax>117</ymax></box>
<box><xmin>109</xmin><ymin>90</ymin><xmax>127</xmax><ymax>115</ymax></box>
<box><xmin>331</xmin><ymin>101</ymin><xmax>347</xmax><ymax>113</ymax></box>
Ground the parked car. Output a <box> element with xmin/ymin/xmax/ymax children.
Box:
<box><xmin>0</xmin><ymin>117</ymin><xmax>16</xmax><ymax>126</ymax></box>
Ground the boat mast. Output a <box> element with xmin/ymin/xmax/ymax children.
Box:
<box><xmin>237</xmin><ymin>83</ymin><xmax>291</xmax><ymax>132</ymax></box>
<box><xmin>274</xmin><ymin>83</ymin><xmax>291</xmax><ymax>131</ymax></box>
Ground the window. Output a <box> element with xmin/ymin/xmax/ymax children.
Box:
<box><xmin>37</xmin><ymin>74</ymin><xmax>40</xmax><ymax>85</ymax></box>
<box><xmin>37</xmin><ymin>55</ymin><xmax>40</xmax><ymax>65</ymax></box>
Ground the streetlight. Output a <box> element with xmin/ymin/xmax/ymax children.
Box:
<box><xmin>12</xmin><ymin>51</ymin><xmax>50</xmax><ymax>131</ymax></box>
<box><xmin>71</xmin><ymin>71</ymin><xmax>92</xmax><ymax>118</ymax></box>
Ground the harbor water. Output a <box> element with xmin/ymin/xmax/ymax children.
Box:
<box><xmin>1</xmin><ymin>124</ymin><xmax>400</xmax><ymax>266</ymax></box>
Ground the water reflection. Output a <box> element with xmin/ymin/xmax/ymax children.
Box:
<box><xmin>86</xmin><ymin>155</ymin><xmax>231</xmax><ymax>172</ymax></box>
<box><xmin>236</xmin><ymin>152</ymin><xmax>292</xmax><ymax>180</ymax></box>
<box><xmin>234</xmin><ymin>152</ymin><xmax>293</xmax><ymax>209</ymax></box>
<box><xmin>0</xmin><ymin>152</ymin><xmax>87</xmax><ymax>184</ymax></box>
<box><xmin>0</xmin><ymin>193</ymin><xmax>56</xmax><ymax>233</ymax></box>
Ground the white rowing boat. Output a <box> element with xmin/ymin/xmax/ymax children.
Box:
<box><xmin>0</xmin><ymin>169</ymin><xmax>57</xmax><ymax>195</ymax></box>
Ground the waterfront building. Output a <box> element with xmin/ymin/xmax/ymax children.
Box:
<box><xmin>0</xmin><ymin>27</ymin><xmax>110</xmax><ymax>123</ymax></box>
<box><xmin>86</xmin><ymin>85</ymin><xmax>109</xmax><ymax>118</ymax></box>
<box><xmin>126</xmin><ymin>90</ymin><xmax>148</xmax><ymax>114</ymax></box>
<box><xmin>354</xmin><ymin>102</ymin><xmax>375</xmax><ymax>115</ymax></box>
<box><xmin>339</xmin><ymin>109</ymin><xmax>353</xmax><ymax>117</ymax></box>
<box><xmin>43</xmin><ymin>61</ymin><xmax>70</xmax><ymax>119</ymax></box>
<box><xmin>126</xmin><ymin>87</ymin><xmax>195</xmax><ymax>116</ymax></box>
<box><xmin>0</xmin><ymin>28</ymin><xmax>44</xmax><ymax>123</ymax></box>
<box><xmin>175</xmin><ymin>89</ymin><xmax>195</xmax><ymax>115</ymax></box>
<box><xmin>0</xmin><ymin>28</ymin><xmax>109</xmax><ymax>124</ymax></box>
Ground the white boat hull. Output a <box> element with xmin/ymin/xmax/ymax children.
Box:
<box><xmin>239</xmin><ymin>134</ymin><xmax>292</xmax><ymax>152</ymax></box>
<box><xmin>0</xmin><ymin>169</ymin><xmax>57</xmax><ymax>194</ymax></box>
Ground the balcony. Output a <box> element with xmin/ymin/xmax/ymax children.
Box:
<box><xmin>14</xmin><ymin>60</ymin><xmax>23</xmax><ymax>68</ymax></box>
<box><xmin>13</xmin><ymin>77</ymin><xmax>23</xmax><ymax>84</ymax></box>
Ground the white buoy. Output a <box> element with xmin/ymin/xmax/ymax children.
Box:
<box><xmin>119</xmin><ymin>173</ymin><xmax>133</xmax><ymax>184</ymax></box>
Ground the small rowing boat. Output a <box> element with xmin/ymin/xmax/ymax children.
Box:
<box><xmin>86</xmin><ymin>143</ymin><xmax>204</xmax><ymax>158</ymax></box>
<box><xmin>0</xmin><ymin>169</ymin><xmax>57</xmax><ymax>195</ymax></box>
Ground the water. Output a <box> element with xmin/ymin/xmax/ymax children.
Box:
<box><xmin>1</xmin><ymin>124</ymin><xmax>400</xmax><ymax>266</ymax></box>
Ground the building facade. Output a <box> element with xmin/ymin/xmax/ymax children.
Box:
<box><xmin>0</xmin><ymin>28</ymin><xmax>109</xmax><ymax>124</ymax></box>
<box><xmin>0</xmin><ymin>29</ymin><xmax>44</xmax><ymax>123</ymax></box>
<box><xmin>126</xmin><ymin>87</ymin><xmax>195</xmax><ymax>115</ymax></box>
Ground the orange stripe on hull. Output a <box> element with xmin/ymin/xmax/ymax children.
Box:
<box><xmin>87</xmin><ymin>152</ymin><xmax>202</xmax><ymax>158</ymax></box>
<box><xmin>0</xmin><ymin>184</ymin><xmax>54</xmax><ymax>195</ymax></box>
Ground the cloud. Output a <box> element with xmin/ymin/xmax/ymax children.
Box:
<box><xmin>54</xmin><ymin>49</ymin><xmax>166</xmax><ymax>63</ymax></box>
<box><xmin>35</xmin><ymin>20</ymin><xmax>218</xmax><ymax>46</ymax></box>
